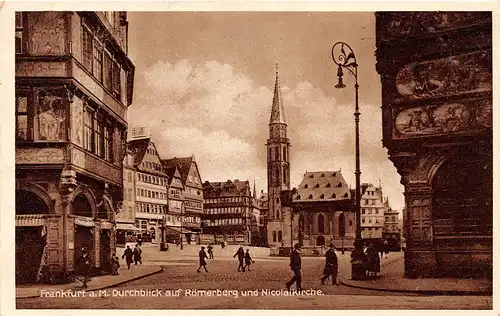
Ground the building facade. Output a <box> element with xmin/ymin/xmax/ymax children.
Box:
<box><xmin>292</xmin><ymin>171</ymin><xmax>356</xmax><ymax>249</ymax></box>
<box><xmin>360</xmin><ymin>184</ymin><xmax>386</xmax><ymax>241</ymax></box>
<box><xmin>164</xmin><ymin>166</ymin><xmax>185</xmax><ymax>244</ymax></box>
<box><xmin>162</xmin><ymin>156</ymin><xmax>204</xmax><ymax>244</ymax></box>
<box><xmin>376</xmin><ymin>12</ymin><xmax>492</xmax><ymax>278</ymax></box>
<box><xmin>116</xmin><ymin>148</ymin><xmax>139</xmax><ymax>245</ymax></box>
<box><xmin>128</xmin><ymin>138</ymin><xmax>168</xmax><ymax>243</ymax></box>
<box><xmin>383</xmin><ymin>203</ymin><xmax>401</xmax><ymax>250</ymax></box>
<box><xmin>266</xmin><ymin>66</ymin><xmax>291</xmax><ymax>248</ymax></box>
<box><xmin>258</xmin><ymin>190</ymin><xmax>269</xmax><ymax>246</ymax></box>
<box><xmin>202</xmin><ymin>180</ymin><xmax>253</xmax><ymax>245</ymax></box>
<box><xmin>15</xmin><ymin>11</ymin><xmax>134</xmax><ymax>283</ymax></box>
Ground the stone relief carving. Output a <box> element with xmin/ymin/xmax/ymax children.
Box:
<box><xmin>71</xmin><ymin>97</ymin><xmax>84</xmax><ymax>147</ymax></box>
<box><xmin>379</xmin><ymin>12</ymin><xmax>491</xmax><ymax>40</ymax></box>
<box><xmin>29</xmin><ymin>12</ymin><xmax>66</xmax><ymax>55</ymax></box>
<box><xmin>37</xmin><ymin>91</ymin><xmax>67</xmax><ymax>141</ymax></box>
<box><xmin>396</xmin><ymin>51</ymin><xmax>491</xmax><ymax>99</ymax></box>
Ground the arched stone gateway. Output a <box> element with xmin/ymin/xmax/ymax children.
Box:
<box><xmin>15</xmin><ymin>189</ymin><xmax>50</xmax><ymax>284</ymax></box>
<box><xmin>71</xmin><ymin>191</ymin><xmax>96</xmax><ymax>267</ymax></box>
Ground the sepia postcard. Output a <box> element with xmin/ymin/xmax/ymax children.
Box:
<box><xmin>1</xmin><ymin>1</ymin><xmax>498</xmax><ymax>313</ymax></box>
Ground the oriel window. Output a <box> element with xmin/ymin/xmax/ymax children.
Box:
<box><xmin>92</xmin><ymin>39</ymin><xmax>103</xmax><ymax>82</ymax></box>
<box><xmin>82</xmin><ymin>26</ymin><xmax>93</xmax><ymax>71</ymax></box>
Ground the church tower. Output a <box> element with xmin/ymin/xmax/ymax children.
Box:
<box><xmin>267</xmin><ymin>64</ymin><xmax>291</xmax><ymax>247</ymax></box>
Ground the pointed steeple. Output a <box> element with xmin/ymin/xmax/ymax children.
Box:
<box><xmin>270</xmin><ymin>63</ymin><xmax>286</xmax><ymax>124</ymax></box>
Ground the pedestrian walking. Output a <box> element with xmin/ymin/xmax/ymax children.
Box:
<box><xmin>233</xmin><ymin>246</ymin><xmax>245</xmax><ymax>272</ymax></box>
<box><xmin>133</xmin><ymin>244</ymin><xmax>142</xmax><ymax>265</ymax></box>
<box><xmin>285</xmin><ymin>243</ymin><xmax>302</xmax><ymax>291</ymax></box>
<box><xmin>365</xmin><ymin>244</ymin><xmax>380</xmax><ymax>277</ymax></box>
<box><xmin>207</xmin><ymin>244</ymin><xmax>214</xmax><ymax>259</ymax></box>
<box><xmin>75</xmin><ymin>248</ymin><xmax>92</xmax><ymax>288</ymax></box>
<box><xmin>350</xmin><ymin>241</ymin><xmax>367</xmax><ymax>280</ymax></box>
<box><xmin>243</xmin><ymin>249</ymin><xmax>254</xmax><ymax>271</ymax></box>
<box><xmin>122</xmin><ymin>245</ymin><xmax>134</xmax><ymax>269</ymax></box>
<box><xmin>197</xmin><ymin>246</ymin><xmax>208</xmax><ymax>273</ymax></box>
<box><xmin>384</xmin><ymin>239</ymin><xmax>389</xmax><ymax>257</ymax></box>
<box><xmin>110</xmin><ymin>253</ymin><xmax>120</xmax><ymax>275</ymax></box>
<box><xmin>321</xmin><ymin>243</ymin><xmax>339</xmax><ymax>285</ymax></box>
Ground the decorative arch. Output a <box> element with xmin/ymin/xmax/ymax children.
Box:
<box><xmin>16</xmin><ymin>182</ymin><xmax>52</xmax><ymax>211</ymax></box>
<box><xmin>16</xmin><ymin>189</ymin><xmax>50</xmax><ymax>215</ymax></box>
<box><xmin>97</xmin><ymin>195</ymin><xmax>113</xmax><ymax>220</ymax></box>
<box><xmin>70</xmin><ymin>185</ymin><xmax>98</xmax><ymax>218</ymax></box>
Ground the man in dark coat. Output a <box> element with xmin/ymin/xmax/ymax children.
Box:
<box><xmin>285</xmin><ymin>243</ymin><xmax>302</xmax><ymax>290</ymax></box>
<box><xmin>197</xmin><ymin>246</ymin><xmax>208</xmax><ymax>273</ymax></box>
<box><xmin>133</xmin><ymin>244</ymin><xmax>142</xmax><ymax>265</ymax></box>
<box><xmin>233</xmin><ymin>246</ymin><xmax>245</xmax><ymax>272</ymax></box>
<box><xmin>122</xmin><ymin>245</ymin><xmax>134</xmax><ymax>269</ymax></box>
<box><xmin>207</xmin><ymin>244</ymin><xmax>214</xmax><ymax>259</ymax></box>
<box><xmin>76</xmin><ymin>248</ymin><xmax>92</xmax><ymax>288</ymax></box>
<box><xmin>321</xmin><ymin>243</ymin><xmax>339</xmax><ymax>285</ymax></box>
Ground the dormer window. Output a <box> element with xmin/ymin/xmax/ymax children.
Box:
<box><xmin>321</xmin><ymin>173</ymin><xmax>325</xmax><ymax>177</ymax></box>
<box><xmin>344</xmin><ymin>193</ymin><xmax>348</xmax><ymax>198</ymax></box>
<box><xmin>315</xmin><ymin>183</ymin><xmax>320</xmax><ymax>188</ymax></box>
<box><xmin>296</xmin><ymin>195</ymin><xmax>301</xmax><ymax>200</ymax></box>
<box><xmin>332</xmin><ymin>193</ymin><xmax>336</xmax><ymax>198</ymax></box>
<box><xmin>326</xmin><ymin>183</ymin><xmax>331</xmax><ymax>188</ymax></box>
<box><xmin>320</xmin><ymin>194</ymin><xmax>324</xmax><ymax>199</ymax></box>
<box><xmin>332</xmin><ymin>172</ymin><xmax>336</xmax><ymax>177</ymax></box>
<box><xmin>338</xmin><ymin>182</ymin><xmax>343</xmax><ymax>187</ymax></box>
<box><xmin>310</xmin><ymin>174</ymin><xmax>314</xmax><ymax>178</ymax></box>
<box><xmin>308</xmin><ymin>194</ymin><xmax>313</xmax><ymax>199</ymax></box>
<box><xmin>304</xmin><ymin>184</ymin><xmax>308</xmax><ymax>188</ymax></box>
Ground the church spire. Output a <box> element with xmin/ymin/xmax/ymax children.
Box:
<box><xmin>253</xmin><ymin>179</ymin><xmax>257</xmax><ymax>198</ymax></box>
<box><xmin>270</xmin><ymin>63</ymin><xmax>286</xmax><ymax>124</ymax></box>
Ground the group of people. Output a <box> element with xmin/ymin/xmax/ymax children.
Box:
<box><xmin>121</xmin><ymin>244</ymin><xmax>143</xmax><ymax>270</ymax></box>
<box><xmin>196</xmin><ymin>245</ymin><xmax>254</xmax><ymax>273</ymax></box>
<box><xmin>351</xmin><ymin>242</ymin><xmax>383</xmax><ymax>279</ymax></box>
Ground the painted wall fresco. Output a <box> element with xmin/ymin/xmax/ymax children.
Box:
<box><xmin>378</xmin><ymin>12</ymin><xmax>491</xmax><ymax>41</ymax></box>
<box><xmin>71</xmin><ymin>97</ymin><xmax>84</xmax><ymax>147</ymax></box>
<box><xmin>396</xmin><ymin>51</ymin><xmax>491</xmax><ymax>100</ymax></box>
<box><xmin>36</xmin><ymin>90</ymin><xmax>67</xmax><ymax>141</ymax></box>
<box><xmin>16</xmin><ymin>61</ymin><xmax>67</xmax><ymax>77</ymax></box>
<box><xmin>393</xmin><ymin>99</ymin><xmax>491</xmax><ymax>139</ymax></box>
<box><xmin>28</xmin><ymin>12</ymin><xmax>67</xmax><ymax>55</ymax></box>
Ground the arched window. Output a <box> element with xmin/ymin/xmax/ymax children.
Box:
<box><xmin>270</xmin><ymin>147</ymin><xmax>274</xmax><ymax>161</ymax></box>
<box><xmin>339</xmin><ymin>213</ymin><xmax>346</xmax><ymax>237</ymax></box>
<box><xmin>318</xmin><ymin>214</ymin><xmax>325</xmax><ymax>234</ymax></box>
<box><xmin>278</xmin><ymin>230</ymin><xmax>283</xmax><ymax>242</ymax></box>
<box><xmin>283</xmin><ymin>146</ymin><xmax>287</xmax><ymax>161</ymax></box>
<box><xmin>274</xmin><ymin>147</ymin><xmax>279</xmax><ymax>161</ymax></box>
<box><xmin>16</xmin><ymin>190</ymin><xmax>49</xmax><ymax>215</ymax></box>
<box><xmin>276</xmin><ymin>196</ymin><xmax>280</xmax><ymax>204</ymax></box>
<box><xmin>320</xmin><ymin>194</ymin><xmax>325</xmax><ymax>199</ymax></box>
<box><xmin>283</xmin><ymin>165</ymin><xmax>288</xmax><ymax>185</ymax></box>
<box><xmin>272</xmin><ymin>231</ymin><xmax>277</xmax><ymax>242</ymax></box>
<box><xmin>349</xmin><ymin>220</ymin><xmax>353</xmax><ymax>226</ymax></box>
<box><xmin>277</xmin><ymin>209</ymin><xmax>281</xmax><ymax>219</ymax></box>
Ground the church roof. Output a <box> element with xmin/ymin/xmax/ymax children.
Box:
<box><xmin>294</xmin><ymin>170</ymin><xmax>351</xmax><ymax>202</ymax></box>
<box><xmin>269</xmin><ymin>64</ymin><xmax>286</xmax><ymax>125</ymax></box>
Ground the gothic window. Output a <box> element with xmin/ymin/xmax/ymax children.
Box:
<box><xmin>274</xmin><ymin>147</ymin><xmax>279</xmax><ymax>161</ymax></box>
<box><xmin>326</xmin><ymin>183</ymin><xmax>331</xmax><ymax>188</ymax></box>
<box><xmin>283</xmin><ymin>146</ymin><xmax>287</xmax><ymax>161</ymax></box>
<box><xmin>283</xmin><ymin>165</ymin><xmax>288</xmax><ymax>185</ymax></box>
<box><xmin>276</xmin><ymin>196</ymin><xmax>280</xmax><ymax>204</ymax></box>
<box><xmin>318</xmin><ymin>214</ymin><xmax>325</xmax><ymax>234</ymax></box>
<box><xmin>339</xmin><ymin>213</ymin><xmax>346</xmax><ymax>236</ymax></box>
<box><xmin>308</xmin><ymin>194</ymin><xmax>313</xmax><ymax>199</ymax></box>
<box><xmin>270</xmin><ymin>147</ymin><xmax>274</xmax><ymax>161</ymax></box>
<box><xmin>320</xmin><ymin>194</ymin><xmax>324</xmax><ymax>199</ymax></box>
<box><xmin>278</xmin><ymin>230</ymin><xmax>282</xmax><ymax>242</ymax></box>
<box><xmin>272</xmin><ymin>231</ymin><xmax>277</xmax><ymax>242</ymax></box>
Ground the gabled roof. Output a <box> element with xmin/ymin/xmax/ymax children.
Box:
<box><xmin>161</xmin><ymin>157</ymin><xmax>193</xmax><ymax>185</ymax></box>
<box><xmin>294</xmin><ymin>170</ymin><xmax>351</xmax><ymax>202</ymax></box>
<box><xmin>165</xmin><ymin>166</ymin><xmax>184</xmax><ymax>189</ymax></box>
<box><xmin>203</xmin><ymin>179</ymin><xmax>251</xmax><ymax>198</ymax></box>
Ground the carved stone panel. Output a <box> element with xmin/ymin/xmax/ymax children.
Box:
<box><xmin>378</xmin><ymin>12</ymin><xmax>491</xmax><ymax>42</ymax></box>
<box><xmin>396</xmin><ymin>51</ymin><xmax>491</xmax><ymax>100</ymax></box>
<box><xmin>16</xmin><ymin>147</ymin><xmax>65</xmax><ymax>164</ymax></box>
<box><xmin>71</xmin><ymin>96</ymin><xmax>84</xmax><ymax>147</ymax></box>
<box><xmin>28</xmin><ymin>12</ymin><xmax>67</xmax><ymax>55</ymax></box>
<box><xmin>16</xmin><ymin>61</ymin><xmax>67</xmax><ymax>77</ymax></box>
<box><xmin>393</xmin><ymin>98</ymin><xmax>491</xmax><ymax>139</ymax></box>
<box><xmin>408</xmin><ymin>197</ymin><xmax>433</xmax><ymax>248</ymax></box>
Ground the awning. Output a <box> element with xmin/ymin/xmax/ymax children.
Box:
<box><xmin>16</xmin><ymin>214</ymin><xmax>46</xmax><ymax>227</ymax></box>
<box><xmin>165</xmin><ymin>226</ymin><xmax>197</xmax><ymax>235</ymax></box>
<box><xmin>116</xmin><ymin>223</ymin><xmax>141</xmax><ymax>231</ymax></box>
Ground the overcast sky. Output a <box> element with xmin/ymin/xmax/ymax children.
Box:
<box><xmin>127</xmin><ymin>12</ymin><xmax>405</xmax><ymax>211</ymax></box>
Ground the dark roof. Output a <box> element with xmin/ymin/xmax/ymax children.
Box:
<box><xmin>294</xmin><ymin>170</ymin><xmax>351</xmax><ymax>202</ymax></box>
<box><xmin>161</xmin><ymin>157</ymin><xmax>193</xmax><ymax>185</ymax></box>
<box><xmin>203</xmin><ymin>179</ymin><xmax>251</xmax><ymax>197</ymax></box>
<box><xmin>127</xmin><ymin>138</ymin><xmax>150</xmax><ymax>166</ymax></box>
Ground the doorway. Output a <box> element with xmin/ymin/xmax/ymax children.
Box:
<box><xmin>16</xmin><ymin>226</ymin><xmax>45</xmax><ymax>284</ymax></box>
<box><xmin>100</xmin><ymin>229</ymin><xmax>111</xmax><ymax>272</ymax></box>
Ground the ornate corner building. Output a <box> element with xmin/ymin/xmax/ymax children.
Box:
<box><xmin>375</xmin><ymin>12</ymin><xmax>492</xmax><ymax>278</ymax></box>
<box><xmin>15</xmin><ymin>11</ymin><xmax>134</xmax><ymax>283</ymax></box>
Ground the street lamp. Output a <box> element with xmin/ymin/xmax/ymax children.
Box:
<box><xmin>180</xmin><ymin>201</ymin><xmax>184</xmax><ymax>250</ymax></box>
<box><xmin>331</xmin><ymin>42</ymin><xmax>363</xmax><ymax>279</ymax></box>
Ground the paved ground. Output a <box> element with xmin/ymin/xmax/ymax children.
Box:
<box><xmin>15</xmin><ymin>244</ymin><xmax>493</xmax><ymax>309</ymax></box>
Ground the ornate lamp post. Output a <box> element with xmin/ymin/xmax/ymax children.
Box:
<box><xmin>331</xmin><ymin>42</ymin><xmax>363</xmax><ymax>279</ymax></box>
<box><xmin>180</xmin><ymin>201</ymin><xmax>184</xmax><ymax>250</ymax></box>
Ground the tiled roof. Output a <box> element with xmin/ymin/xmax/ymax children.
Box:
<box><xmin>161</xmin><ymin>157</ymin><xmax>193</xmax><ymax>185</ymax></box>
<box><xmin>294</xmin><ymin>170</ymin><xmax>351</xmax><ymax>202</ymax></box>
